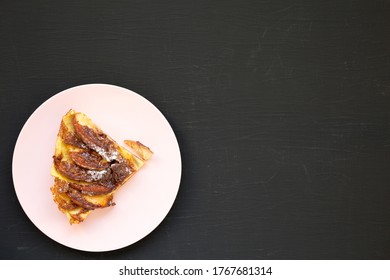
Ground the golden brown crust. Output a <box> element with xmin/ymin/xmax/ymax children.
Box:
<box><xmin>124</xmin><ymin>140</ymin><xmax>153</xmax><ymax>161</ymax></box>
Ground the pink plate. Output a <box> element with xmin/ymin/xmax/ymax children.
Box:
<box><xmin>12</xmin><ymin>84</ymin><xmax>182</xmax><ymax>252</ymax></box>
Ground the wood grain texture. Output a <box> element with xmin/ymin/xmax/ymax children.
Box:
<box><xmin>0</xmin><ymin>0</ymin><xmax>389</xmax><ymax>259</ymax></box>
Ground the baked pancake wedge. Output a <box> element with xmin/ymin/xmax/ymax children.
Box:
<box><xmin>50</xmin><ymin>109</ymin><xmax>152</xmax><ymax>224</ymax></box>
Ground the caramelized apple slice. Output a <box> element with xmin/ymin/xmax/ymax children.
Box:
<box><xmin>69</xmin><ymin>150</ymin><xmax>110</xmax><ymax>170</ymax></box>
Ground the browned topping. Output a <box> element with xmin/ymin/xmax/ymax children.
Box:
<box><xmin>67</xmin><ymin>189</ymin><xmax>104</xmax><ymax>210</ymax></box>
<box><xmin>51</xmin><ymin>184</ymin><xmax>79</xmax><ymax>210</ymax></box>
<box><xmin>69</xmin><ymin>150</ymin><xmax>110</xmax><ymax>170</ymax></box>
<box><xmin>53</xmin><ymin>156</ymin><xmax>112</xmax><ymax>182</ymax></box>
<box><xmin>60</xmin><ymin>120</ymin><xmax>87</xmax><ymax>148</ymax></box>
<box><xmin>69</xmin><ymin>182</ymin><xmax>113</xmax><ymax>195</ymax></box>
<box><xmin>73</xmin><ymin>117</ymin><xmax>120</xmax><ymax>162</ymax></box>
<box><xmin>111</xmin><ymin>162</ymin><xmax>132</xmax><ymax>184</ymax></box>
<box><xmin>54</xmin><ymin>178</ymin><xmax>70</xmax><ymax>193</ymax></box>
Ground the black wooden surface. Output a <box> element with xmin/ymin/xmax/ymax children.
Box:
<box><xmin>0</xmin><ymin>0</ymin><xmax>389</xmax><ymax>259</ymax></box>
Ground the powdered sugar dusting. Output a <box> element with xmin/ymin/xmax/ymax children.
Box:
<box><xmin>87</xmin><ymin>169</ymin><xmax>108</xmax><ymax>181</ymax></box>
<box><xmin>89</xmin><ymin>143</ymin><xmax>119</xmax><ymax>162</ymax></box>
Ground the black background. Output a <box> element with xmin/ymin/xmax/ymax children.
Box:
<box><xmin>0</xmin><ymin>0</ymin><xmax>389</xmax><ymax>259</ymax></box>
